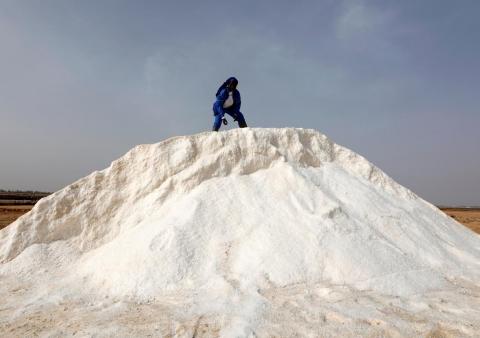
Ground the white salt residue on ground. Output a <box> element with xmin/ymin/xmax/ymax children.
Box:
<box><xmin>1</xmin><ymin>128</ymin><xmax>479</xmax><ymax>337</ymax></box>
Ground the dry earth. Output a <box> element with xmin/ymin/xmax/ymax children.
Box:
<box><xmin>0</xmin><ymin>206</ymin><xmax>33</xmax><ymax>230</ymax></box>
<box><xmin>440</xmin><ymin>208</ymin><xmax>480</xmax><ymax>234</ymax></box>
<box><xmin>1</xmin><ymin>205</ymin><xmax>479</xmax><ymax>234</ymax></box>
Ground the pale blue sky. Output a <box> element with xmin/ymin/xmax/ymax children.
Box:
<box><xmin>0</xmin><ymin>0</ymin><xmax>479</xmax><ymax>205</ymax></box>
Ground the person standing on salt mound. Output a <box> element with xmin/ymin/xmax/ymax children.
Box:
<box><xmin>212</xmin><ymin>76</ymin><xmax>248</xmax><ymax>131</ymax></box>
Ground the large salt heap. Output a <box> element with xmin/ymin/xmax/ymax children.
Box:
<box><xmin>1</xmin><ymin>128</ymin><xmax>479</xmax><ymax>337</ymax></box>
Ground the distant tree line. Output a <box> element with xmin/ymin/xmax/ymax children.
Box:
<box><xmin>0</xmin><ymin>189</ymin><xmax>51</xmax><ymax>194</ymax></box>
<box><xmin>0</xmin><ymin>190</ymin><xmax>51</xmax><ymax>205</ymax></box>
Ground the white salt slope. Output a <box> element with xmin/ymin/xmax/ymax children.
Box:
<box><xmin>1</xmin><ymin>128</ymin><xmax>480</xmax><ymax>336</ymax></box>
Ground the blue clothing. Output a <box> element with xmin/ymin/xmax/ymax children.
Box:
<box><xmin>212</xmin><ymin>87</ymin><xmax>242</xmax><ymax>117</ymax></box>
<box><xmin>212</xmin><ymin>77</ymin><xmax>247</xmax><ymax>131</ymax></box>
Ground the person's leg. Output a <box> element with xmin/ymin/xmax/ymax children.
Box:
<box><xmin>212</xmin><ymin>113</ymin><xmax>223</xmax><ymax>131</ymax></box>
<box><xmin>235</xmin><ymin>112</ymin><xmax>247</xmax><ymax>128</ymax></box>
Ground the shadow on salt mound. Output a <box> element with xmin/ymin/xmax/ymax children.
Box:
<box><xmin>75</xmin><ymin>161</ymin><xmax>472</xmax><ymax>299</ymax></box>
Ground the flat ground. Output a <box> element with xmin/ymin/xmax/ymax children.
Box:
<box><xmin>1</xmin><ymin>205</ymin><xmax>480</xmax><ymax>234</ymax></box>
<box><xmin>440</xmin><ymin>208</ymin><xmax>480</xmax><ymax>234</ymax></box>
<box><xmin>0</xmin><ymin>205</ymin><xmax>33</xmax><ymax>230</ymax></box>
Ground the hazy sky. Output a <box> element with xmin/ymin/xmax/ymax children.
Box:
<box><xmin>0</xmin><ymin>0</ymin><xmax>479</xmax><ymax>205</ymax></box>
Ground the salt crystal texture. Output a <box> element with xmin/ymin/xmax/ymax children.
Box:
<box><xmin>1</xmin><ymin>128</ymin><xmax>479</xmax><ymax>337</ymax></box>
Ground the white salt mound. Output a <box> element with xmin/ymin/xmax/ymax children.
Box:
<box><xmin>1</xmin><ymin>128</ymin><xmax>479</xmax><ymax>337</ymax></box>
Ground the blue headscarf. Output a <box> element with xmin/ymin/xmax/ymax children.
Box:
<box><xmin>216</xmin><ymin>77</ymin><xmax>238</xmax><ymax>96</ymax></box>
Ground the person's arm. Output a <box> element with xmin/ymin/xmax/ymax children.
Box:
<box><xmin>232</xmin><ymin>90</ymin><xmax>241</xmax><ymax>113</ymax></box>
<box><xmin>215</xmin><ymin>88</ymin><xmax>228</xmax><ymax>117</ymax></box>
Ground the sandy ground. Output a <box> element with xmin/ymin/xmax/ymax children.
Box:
<box><xmin>0</xmin><ymin>205</ymin><xmax>32</xmax><ymax>230</ymax></box>
<box><xmin>440</xmin><ymin>208</ymin><xmax>480</xmax><ymax>234</ymax></box>
<box><xmin>1</xmin><ymin>205</ymin><xmax>479</xmax><ymax>234</ymax></box>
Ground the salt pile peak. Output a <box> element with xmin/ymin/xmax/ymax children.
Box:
<box><xmin>1</xmin><ymin>128</ymin><xmax>479</xmax><ymax>303</ymax></box>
